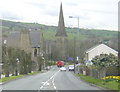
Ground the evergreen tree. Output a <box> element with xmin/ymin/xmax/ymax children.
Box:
<box><xmin>28</xmin><ymin>53</ymin><xmax>32</xmax><ymax>73</ymax></box>
<box><xmin>92</xmin><ymin>53</ymin><xmax>118</xmax><ymax>68</ymax></box>
<box><xmin>37</xmin><ymin>56</ymin><xmax>43</xmax><ymax>71</ymax></box>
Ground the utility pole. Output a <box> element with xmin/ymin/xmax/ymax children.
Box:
<box><xmin>78</xmin><ymin>17</ymin><xmax>80</xmax><ymax>74</ymax></box>
<box><xmin>4</xmin><ymin>40</ymin><xmax>9</xmax><ymax>77</ymax></box>
<box><xmin>49</xmin><ymin>40</ymin><xmax>52</xmax><ymax>67</ymax></box>
<box><xmin>74</xmin><ymin>37</ymin><xmax>76</xmax><ymax>73</ymax></box>
<box><xmin>69</xmin><ymin>16</ymin><xmax>80</xmax><ymax>73</ymax></box>
<box><xmin>45</xmin><ymin>41</ymin><xmax>48</xmax><ymax>69</ymax></box>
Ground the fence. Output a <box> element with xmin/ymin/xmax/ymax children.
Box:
<box><xmin>79</xmin><ymin>66</ymin><xmax>118</xmax><ymax>79</ymax></box>
<box><xmin>87</xmin><ymin>67</ymin><xmax>106</xmax><ymax>79</ymax></box>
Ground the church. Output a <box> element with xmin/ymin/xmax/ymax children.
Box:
<box><xmin>6</xmin><ymin>29</ymin><xmax>43</xmax><ymax>62</ymax></box>
<box><xmin>5</xmin><ymin>3</ymin><xmax>68</xmax><ymax>63</ymax></box>
<box><xmin>54</xmin><ymin>3</ymin><xmax>68</xmax><ymax>61</ymax></box>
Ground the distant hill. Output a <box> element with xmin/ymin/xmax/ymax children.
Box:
<box><xmin>1</xmin><ymin>19</ymin><xmax>118</xmax><ymax>41</ymax></box>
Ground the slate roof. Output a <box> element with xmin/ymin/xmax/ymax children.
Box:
<box><xmin>30</xmin><ymin>32</ymin><xmax>41</xmax><ymax>48</ymax></box>
<box><xmin>8</xmin><ymin>31</ymin><xmax>20</xmax><ymax>40</ymax></box>
<box><xmin>7</xmin><ymin>31</ymin><xmax>20</xmax><ymax>47</ymax></box>
<box><xmin>85</xmin><ymin>44</ymin><xmax>118</xmax><ymax>54</ymax></box>
<box><xmin>7</xmin><ymin>31</ymin><xmax>41</xmax><ymax>48</ymax></box>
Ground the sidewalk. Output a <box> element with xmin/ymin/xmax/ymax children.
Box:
<box><xmin>1</xmin><ymin>74</ymin><xmax>12</xmax><ymax>79</ymax></box>
<box><xmin>0</xmin><ymin>74</ymin><xmax>13</xmax><ymax>85</ymax></box>
<box><xmin>0</xmin><ymin>66</ymin><xmax>54</xmax><ymax>85</ymax></box>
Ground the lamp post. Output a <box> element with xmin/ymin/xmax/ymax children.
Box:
<box><xmin>69</xmin><ymin>16</ymin><xmax>80</xmax><ymax>74</ymax></box>
<box><xmin>4</xmin><ymin>40</ymin><xmax>10</xmax><ymax>77</ymax></box>
<box><xmin>41</xmin><ymin>51</ymin><xmax>45</xmax><ymax>70</ymax></box>
<box><xmin>0</xmin><ymin>63</ymin><xmax>3</xmax><ymax>79</ymax></box>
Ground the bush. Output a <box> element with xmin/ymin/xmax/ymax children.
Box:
<box><xmin>102</xmin><ymin>76</ymin><xmax>120</xmax><ymax>82</ymax></box>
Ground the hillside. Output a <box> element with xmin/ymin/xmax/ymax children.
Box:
<box><xmin>1</xmin><ymin>19</ymin><xmax>118</xmax><ymax>41</ymax></box>
<box><xmin>1</xmin><ymin>19</ymin><xmax>118</xmax><ymax>59</ymax></box>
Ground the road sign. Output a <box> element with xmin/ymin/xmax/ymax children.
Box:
<box><xmin>67</xmin><ymin>57</ymin><xmax>74</xmax><ymax>61</ymax></box>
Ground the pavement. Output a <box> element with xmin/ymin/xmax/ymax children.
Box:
<box><xmin>0</xmin><ymin>65</ymin><xmax>101</xmax><ymax>91</ymax></box>
<box><xmin>1</xmin><ymin>74</ymin><xmax>12</xmax><ymax>79</ymax></box>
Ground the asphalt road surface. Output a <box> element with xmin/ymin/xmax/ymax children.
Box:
<box><xmin>0</xmin><ymin>65</ymin><xmax>100</xmax><ymax>91</ymax></box>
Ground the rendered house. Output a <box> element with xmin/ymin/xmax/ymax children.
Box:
<box><xmin>84</xmin><ymin>44</ymin><xmax>118</xmax><ymax>62</ymax></box>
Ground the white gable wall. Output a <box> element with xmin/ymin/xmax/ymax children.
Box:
<box><xmin>87</xmin><ymin>44</ymin><xmax>118</xmax><ymax>61</ymax></box>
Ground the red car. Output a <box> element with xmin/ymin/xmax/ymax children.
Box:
<box><xmin>57</xmin><ymin>61</ymin><xmax>64</xmax><ymax>67</ymax></box>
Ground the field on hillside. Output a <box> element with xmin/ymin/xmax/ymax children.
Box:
<box><xmin>1</xmin><ymin>19</ymin><xmax>118</xmax><ymax>41</ymax></box>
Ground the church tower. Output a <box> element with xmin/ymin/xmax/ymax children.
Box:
<box><xmin>55</xmin><ymin>3</ymin><xmax>68</xmax><ymax>61</ymax></box>
<box><xmin>20</xmin><ymin>29</ymin><xmax>31</xmax><ymax>54</ymax></box>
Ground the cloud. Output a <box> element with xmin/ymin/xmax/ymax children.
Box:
<box><xmin>0</xmin><ymin>0</ymin><xmax>118</xmax><ymax>30</ymax></box>
<box><xmin>24</xmin><ymin>0</ymin><xmax>59</xmax><ymax>18</ymax></box>
<box><xmin>0</xmin><ymin>9</ymin><xmax>23</xmax><ymax>21</ymax></box>
<box><xmin>64</xmin><ymin>1</ymin><xmax>78</xmax><ymax>6</ymax></box>
<box><xmin>82</xmin><ymin>9</ymin><xmax>117</xmax><ymax>15</ymax></box>
<box><xmin>4</xmin><ymin>13</ymin><xmax>23</xmax><ymax>21</ymax></box>
<box><xmin>25</xmin><ymin>1</ymin><xmax>47</xmax><ymax>9</ymax></box>
<box><xmin>42</xmin><ymin>10</ymin><xmax>58</xmax><ymax>17</ymax></box>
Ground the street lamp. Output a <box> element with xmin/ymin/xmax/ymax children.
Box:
<box><xmin>0</xmin><ymin>63</ymin><xmax>3</xmax><ymax>79</ymax></box>
<box><xmin>41</xmin><ymin>51</ymin><xmax>45</xmax><ymax>70</ymax></box>
<box><xmin>69</xmin><ymin>16</ymin><xmax>80</xmax><ymax>74</ymax></box>
<box><xmin>3</xmin><ymin>40</ymin><xmax>10</xmax><ymax>77</ymax></box>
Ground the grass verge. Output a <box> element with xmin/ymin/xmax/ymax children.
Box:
<box><xmin>77</xmin><ymin>74</ymin><xmax>119</xmax><ymax>90</ymax></box>
<box><xmin>0</xmin><ymin>71</ymin><xmax>42</xmax><ymax>83</ymax></box>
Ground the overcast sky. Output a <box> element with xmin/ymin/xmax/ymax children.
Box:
<box><xmin>0</xmin><ymin>0</ymin><xmax>119</xmax><ymax>31</ymax></box>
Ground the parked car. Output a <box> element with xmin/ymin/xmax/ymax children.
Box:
<box><xmin>60</xmin><ymin>67</ymin><xmax>66</xmax><ymax>71</ymax></box>
<box><xmin>69</xmin><ymin>65</ymin><xmax>74</xmax><ymax>71</ymax></box>
<box><xmin>57</xmin><ymin>61</ymin><xmax>64</xmax><ymax>67</ymax></box>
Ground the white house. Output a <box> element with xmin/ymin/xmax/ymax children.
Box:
<box><xmin>84</xmin><ymin>44</ymin><xmax>118</xmax><ymax>63</ymax></box>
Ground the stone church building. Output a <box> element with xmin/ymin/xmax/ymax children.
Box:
<box><xmin>7</xmin><ymin>29</ymin><xmax>43</xmax><ymax>61</ymax></box>
<box><xmin>6</xmin><ymin>3</ymin><xmax>68</xmax><ymax>63</ymax></box>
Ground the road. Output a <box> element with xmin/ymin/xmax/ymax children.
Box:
<box><xmin>0</xmin><ymin>65</ymin><xmax>100</xmax><ymax>91</ymax></box>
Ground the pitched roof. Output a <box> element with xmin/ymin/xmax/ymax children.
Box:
<box><xmin>7</xmin><ymin>31</ymin><xmax>20</xmax><ymax>47</ymax></box>
<box><xmin>85</xmin><ymin>44</ymin><xmax>118</xmax><ymax>54</ymax></box>
<box><xmin>7</xmin><ymin>31</ymin><xmax>41</xmax><ymax>48</ymax></box>
<box><xmin>30</xmin><ymin>32</ymin><xmax>41</xmax><ymax>48</ymax></box>
<box><xmin>55</xmin><ymin>3</ymin><xmax>67</xmax><ymax>37</ymax></box>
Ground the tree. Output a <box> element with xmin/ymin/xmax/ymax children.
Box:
<box><xmin>8</xmin><ymin>47</ymin><xmax>16</xmax><ymax>76</ymax></box>
<box><xmin>92</xmin><ymin>53</ymin><xmax>118</xmax><ymax>68</ymax></box>
<box><xmin>28</xmin><ymin>53</ymin><xmax>32</xmax><ymax>73</ymax></box>
<box><xmin>19</xmin><ymin>50</ymin><xmax>24</xmax><ymax>74</ymax></box>
<box><xmin>37</xmin><ymin>56</ymin><xmax>43</xmax><ymax>71</ymax></box>
<box><xmin>2</xmin><ymin>46</ymin><xmax>10</xmax><ymax>77</ymax></box>
<box><xmin>45</xmin><ymin>53</ymin><xmax>49</xmax><ymax>68</ymax></box>
<box><xmin>23</xmin><ymin>53</ymin><xmax>28</xmax><ymax>74</ymax></box>
<box><xmin>15</xmin><ymin>48</ymin><xmax>21</xmax><ymax>76</ymax></box>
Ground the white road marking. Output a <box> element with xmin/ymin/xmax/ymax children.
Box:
<box><xmin>39</xmin><ymin>70</ymin><xmax>60</xmax><ymax>90</ymax></box>
<box><xmin>52</xmin><ymin>78</ymin><xmax>56</xmax><ymax>89</ymax></box>
<box><xmin>0</xmin><ymin>83</ymin><xmax>2</xmax><ymax>85</ymax></box>
<box><xmin>46</xmin><ymin>83</ymin><xmax>49</xmax><ymax>86</ymax></box>
<box><xmin>42</xmin><ymin>82</ymin><xmax>45</xmax><ymax>84</ymax></box>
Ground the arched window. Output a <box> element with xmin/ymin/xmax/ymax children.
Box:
<box><xmin>34</xmin><ymin>48</ymin><xmax>37</xmax><ymax>57</ymax></box>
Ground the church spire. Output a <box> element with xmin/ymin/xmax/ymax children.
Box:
<box><xmin>55</xmin><ymin>3</ymin><xmax>67</xmax><ymax>37</ymax></box>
